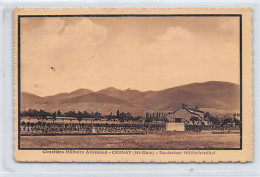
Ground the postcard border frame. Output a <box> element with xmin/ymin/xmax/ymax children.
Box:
<box><xmin>17</xmin><ymin>14</ymin><xmax>243</xmax><ymax>151</ymax></box>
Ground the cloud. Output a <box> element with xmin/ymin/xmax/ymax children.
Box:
<box><xmin>41</xmin><ymin>18</ymin><xmax>66</xmax><ymax>33</ymax></box>
<box><xmin>216</xmin><ymin>19</ymin><xmax>238</xmax><ymax>33</ymax></box>
<box><xmin>157</xmin><ymin>26</ymin><xmax>193</xmax><ymax>41</ymax></box>
<box><xmin>20</xmin><ymin>18</ymin><xmax>109</xmax><ymax>96</ymax></box>
<box><xmin>63</xmin><ymin>18</ymin><xmax>108</xmax><ymax>45</ymax></box>
<box><xmin>20</xmin><ymin>17</ymin><xmax>239</xmax><ymax>96</ymax></box>
<box><xmin>22</xmin><ymin>18</ymin><xmax>108</xmax><ymax>50</ymax></box>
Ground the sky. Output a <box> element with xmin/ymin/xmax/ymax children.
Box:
<box><xmin>20</xmin><ymin>16</ymin><xmax>240</xmax><ymax>96</ymax></box>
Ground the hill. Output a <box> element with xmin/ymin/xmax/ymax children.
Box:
<box><xmin>21</xmin><ymin>81</ymin><xmax>240</xmax><ymax>115</ymax></box>
<box><xmin>138</xmin><ymin>81</ymin><xmax>240</xmax><ymax>111</ymax></box>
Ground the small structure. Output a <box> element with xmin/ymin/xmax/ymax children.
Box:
<box><xmin>166</xmin><ymin>104</ymin><xmax>204</xmax><ymax>131</ymax></box>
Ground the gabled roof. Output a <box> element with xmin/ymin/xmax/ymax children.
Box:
<box><xmin>187</xmin><ymin>108</ymin><xmax>204</xmax><ymax>113</ymax></box>
<box><xmin>167</xmin><ymin>105</ymin><xmax>204</xmax><ymax>118</ymax></box>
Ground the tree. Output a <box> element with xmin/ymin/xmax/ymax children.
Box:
<box><xmin>116</xmin><ymin>110</ymin><xmax>120</xmax><ymax>118</ymax></box>
<box><xmin>83</xmin><ymin>111</ymin><xmax>88</xmax><ymax>118</ymax></box>
<box><xmin>204</xmin><ymin>112</ymin><xmax>211</xmax><ymax>120</ymax></box>
<box><xmin>145</xmin><ymin>112</ymin><xmax>149</xmax><ymax>121</ymax></box>
<box><xmin>72</xmin><ymin>111</ymin><xmax>76</xmax><ymax>118</ymax></box>
<box><xmin>234</xmin><ymin>118</ymin><xmax>241</xmax><ymax>125</ymax></box>
<box><xmin>223</xmin><ymin>117</ymin><xmax>232</xmax><ymax>125</ymax></box>
<box><xmin>77</xmin><ymin>111</ymin><xmax>83</xmax><ymax>125</ymax></box>
<box><xmin>57</xmin><ymin>110</ymin><xmax>61</xmax><ymax>117</ymax></box>
<box><xmin>190</xmin><ymin>116</ymin><xmax>199</xmax><ymax>126</ymax></box>
<box><xmin>52</xmin><ymin>111</ymin><xmax>57</xmax><ymax>124</ymax></box>
<box><xmin>94</xmin><ymin>112</ymin><xmax>101</xmax><ymax>118</ymax></box>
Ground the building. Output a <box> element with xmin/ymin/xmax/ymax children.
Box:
<box><xmin>165</xmin><ymin>104</ymin><xmax>204</xmax><ymax>131</ymax></box>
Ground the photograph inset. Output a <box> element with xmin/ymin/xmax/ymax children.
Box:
<box><xmin>19</xmin><ymin>16</ymin><xmax>241</xmax><ymax>149</ymax></box>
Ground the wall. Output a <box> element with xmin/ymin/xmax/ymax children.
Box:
<box><xmin>166</xmin><ymin>122</ymin><xmax>185</xmax><ymax>131</ymax></box>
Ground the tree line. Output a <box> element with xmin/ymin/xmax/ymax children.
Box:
<box><xmin>21</xmin><ymin>109</ymin><xmax>144</xmax><ymax>123</ymax></box>
<box><xmin>203</xmin><ymin>112</ymin><xmax>241</xmax><ymax>125</ymax></box>
<box><xmin>21</xmin><ymin>108</ymin><xmax>241</xmax><ymax>125</ymax></box>
<box><xmin>145</xmin><ymin>112</ymin><xmax>167</xmax><ymax>122</ymax></box>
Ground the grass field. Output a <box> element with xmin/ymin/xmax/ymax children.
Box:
<box><xmin>20</xmin><ymin>131</ymin><xmax>240</xmax><ymax>149</ymax></box>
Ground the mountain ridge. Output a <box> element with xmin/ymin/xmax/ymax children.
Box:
<box><xmin>21</xmin><ymin>81</ymin><xmax>240</xmax><ymax>115</ymax></box>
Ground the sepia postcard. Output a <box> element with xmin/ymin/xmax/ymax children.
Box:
<box><xmin>14</xmin><ymin>8</ymin><xmax>252</xmax><ymax>162</ymax></box>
